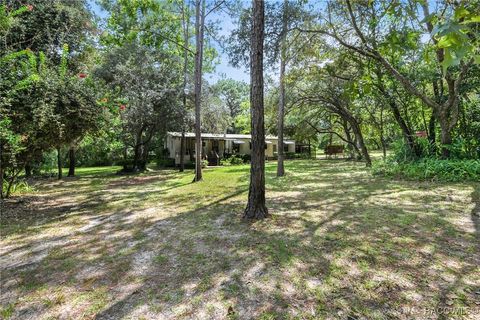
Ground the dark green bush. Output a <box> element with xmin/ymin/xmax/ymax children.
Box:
<box><xmin>156</xmin><ymin>158</ymin><xmax>175</xmax><ymax>168</ymax></box>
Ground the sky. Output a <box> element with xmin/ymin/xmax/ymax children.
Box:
<box><xmin>89</xmin><ymin>1</ymin><xmax>250</xmax><ymax>84</ymax></box>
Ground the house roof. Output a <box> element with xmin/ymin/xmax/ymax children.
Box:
<box><xmin>167</xmin><ymin>132</ymin><xmax>294</xmax><ymax>142</ymax></box>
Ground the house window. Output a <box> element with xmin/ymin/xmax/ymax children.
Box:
<box><xmin>284</xmin><ymin>145</ymin><xmax>289</xmax><ymax>153</ymax></box>
<box><xmin>273</xmin><ymin>144</ymin><xmax>277</xmax><ymax>153</ymax></box>
<box><xmin>249</xmin><ymin>142</ymin><xmax>252</xmax><ymax>150</ymax></box>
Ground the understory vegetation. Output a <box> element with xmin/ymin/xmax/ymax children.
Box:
<box><xmin>373</xmin><ymin>158</ymin><xmax>480</xmax><ymax>182</ymax></box>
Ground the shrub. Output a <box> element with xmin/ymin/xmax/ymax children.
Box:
<box><xmin>220</xmin><ymin>155</ymin><xmax>244</xmax><ymax>166</ymax></box>
<box><xmin>285</xmin><ymin>152</ymin><xmax>296</xmax><ymax>159</ymax></box>
<box><xmin>372</xmin><ymin>158</ymin><xmax>480</xmax><ymax>182</ymax></box>
<box><xmin>156</xmin><ymin>158</ymin><xmax>175</xmax><ymax>168</ymax></box>
<box><xmin>240</xmin><ymin>154</ymin><xmax>251</xmax><ymax>163</ymax></box>
<box><xmin>2</xmin><ymin>178</ymin><xmax>35</xmax><ymax>196</ymax></box>
<box><xmin>201</xmin><ymin>159</ymin><xmax>209</xmax><ymax>168</ymax></box>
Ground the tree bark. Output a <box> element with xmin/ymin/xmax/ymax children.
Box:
<box><xmin>0</xmin><ymin>143</ymin><xmax>3</xmax><ymax>199</ymax></box>
<box><xmin>374</xmin><ymin>69</ymin><xmax>419</xmax><ymax>157</ymax></box>
<box><xmin>438</xmin><ymin>115</ymin><xmax>453</xmax><ymax>158</ymax></box>
<box><xmin>244</xmin><ymin>0</ymin><xmax>268</xmax><ymax>220</ymax></box>
<box><xmin>276</xmin><ymin>49</ymin><xmax>286</xmax><ymax>177</ymax></box>
<box><xmin>193</xmin><ymin>0</ymin><xmax>205</xmax><ymax>182</ymax></box>
<box><xmin>180</xmin><ymin>0</ymin><xmax>189</xmax><ymax>173</ymax></box>
<box><xmin>276</xmin><ymin>0</ymin><xmax>288</xmax><ymax>177</ymax></box>
<box><xmin>68</xmin><ymin>147</ymin><xmax>75</xmax><ymax>177</ymax></box>
<box><xmin>122</xmin><ymin>144</ymin><xmax>128</xmax><ymax>171</ymax></box>
<box><xmin>342</xmin><ymin>121</ymin><xmax>361</xmax><ymax>159</ymax></box>
<box><xmin>350</xmin><ymin>120</ymin><xmax>371</xmax><ymax>167</ymax></box>
<box><xmin>428</xmin><ymin>113</ymin><xmax>436</xmax><ymax>153</ymax></box>
<box><xmin>57</xmin><ymin>147</ymin><xmax>62</xmax><ymax>179</ymax></box>
<box><xmin>132</xmin><ymin>143</ymin><xmax>144</xmax><ymax>172</ymax></box>
<box><xmin>180</xmin><ymin>130</ymin><xmax>185</xmax><ymax>172</ymax></box>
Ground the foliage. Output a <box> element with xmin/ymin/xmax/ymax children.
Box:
<box><xmin>211</xmin><ymin>79</ymin><xmax>249</xmax><ymax>133</ymax></box>
<box><xmin>2</xmin><ymin>178</ymin><xmax>35</xmax><ymax>196</ymax></box>
<box><xmin>95</xmin><ymin>41</ymin><xmax>183</xmax><ymax>171</ymax></box>
<box><xmin>76</xmin><ymin>132</ymin><xmax>125</xmax><ymax>167</ymax></box>
<box><xmin>372</xmin><ymin>158</ymin><xmax>480</xmax><ymax>182</ymax></box>
<box><xmin>220</xmin><ymin>155</ymin><xmax>245</xmax><ymax>166</ymax></box>
<box><xmin>0</xmin><ymin>1</ymin><xmax>101</xmax><ymax>197</ymax></box>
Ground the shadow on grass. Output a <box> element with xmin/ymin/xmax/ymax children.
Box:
<box><xmin>1</xmin><ymin>160</ymin><xmax>479</xmax><ymax>319</ymax></box>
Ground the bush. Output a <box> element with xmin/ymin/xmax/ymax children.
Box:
<box><xmin>372</xmin><ymin>158</ymin><xmax>480</xmax><ymax>182</ymax></box>
<box><xmin>285</xmin><ymin>152</ymin><xmax>296</xmax><ymax>159</ymax></box>
<box><xmin>2</xmin><ymin>178</ymin><xmax>35</xmax><ymax>196</ymax></box>
<box><xmin>240</xmin><ymin>154</ymin><xmax>251</xmax><ymax>163</ymax></box>
<box><xmin>156</xmin><ymin>158</ymin><xmax>175</xmax><ymax>168</ymax></box>
<box><xmin>220</xmin><ymin>155</ymin><xmax>244</xmax><ymax>166</ymax></box>
<box><xmin>202</xmin><ymin>159</ymin><xmax>209</xmax><ymax>168</ymax></box>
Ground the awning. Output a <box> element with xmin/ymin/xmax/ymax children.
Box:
<box><xmin>284</xmin><ymin>141</ymin><xmax>294</xmax><ymax>145</ymax></box>
<box><xmin>265</xmin><ymin>140</ymin><xmax>272</xmax><ymax>144</ymax></box>
<box><xmin>233</xmin><ymin>140</ymin><xmax>246</xmax><ymax>144</ymax></box>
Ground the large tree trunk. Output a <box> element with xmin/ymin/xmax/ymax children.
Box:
<box><xmin>57</xmin><ymin>147</ymin><xmax>62</xmax><ymax>179</ymax></box>
<box><xmin>346</xmin><ymin>117</ymin><xmax>371</xmax><ymax>167</ymax></box>
<box><xmin>193</xmin><ymin>0</ymin><xmax>205</xmax><ymax>182</ymax></box>
<box><xmin>68</xmin><ymin>147</ymin><xmax>75</xmax><ymax>177</ymax></box>
<box><xmin>438</xmin><ymin>115</ymin><xmax>453</xmax><ymax>158</ymax></box>
<box><xmin>132</xmin><ymin>143</ymin><xmax>148</xmax><ymax>172</ymax></box>
<box><xmin>340</xmin><ymin>120</ymin><xmax>361</xmax><ymax>159</ymax></box>
<box><xmin>244</xmin><ymin>0</ymin><xmax>268</xmax><ymax>220</ymax></box>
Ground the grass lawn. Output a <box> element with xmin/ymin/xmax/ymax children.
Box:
<box><xmin>1</xmin><ymin>159</ymin><xmax>479</xmax><ymax>319</ymax></box>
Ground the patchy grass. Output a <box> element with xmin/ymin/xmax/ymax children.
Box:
<box><xmin>1</xmin><ymin>160</ymin><xmax>479</xmax><ymax>319</ymax></box>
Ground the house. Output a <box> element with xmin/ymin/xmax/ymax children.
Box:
<box><xmin>165</xmin><ymin>132</ymin><xmax>298</xmax><ymax>165</ymax></box>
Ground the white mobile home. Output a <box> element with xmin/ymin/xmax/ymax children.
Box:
<box><xmin>165</xmin><ymin>132</ymin><xmax>297</xmax><ymax>165</ymax></box>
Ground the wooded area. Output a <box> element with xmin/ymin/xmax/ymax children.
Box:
<box><xmin>1</xmin><ymin>0</ymin><xmax>479</xmax><ymax>319</ymax></box>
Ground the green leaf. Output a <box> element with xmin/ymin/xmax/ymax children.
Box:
<box><xmin>454</xmin><ymin>7</ymin><xmax>469</xmax><ymax>20</ymax></box>
<box><xmin>461</xmin><ymin>16</ymin><xmax>480</xmax><ymax>24</ymax></box>
<box><xmin>437</xmin><ymin>35</ymin><xmax>454</xmax><ymax>48</ymax></box>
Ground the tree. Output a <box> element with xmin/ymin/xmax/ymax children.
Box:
<box><xmin>300</xmin><ymin>0</ymin><xmax>479</xmax><ymax>158</ymax></box>
<box><xmin>95</xmin><ymin>42</ymin><xmax>183</xmax><ymax>172</ymax></box>
<box><xmin>193</xmin><ymin>0</ymin><xmax>206</xmax><ymax>182</ymax></box>
<box><xmin>1</xmin><ymin>2</ymin><xmax>99</xmax><ymax>190</ymax></box>
<box><xmin>228</xmin><ymin>0</ymin><xmax>310</xmax><ymax>176</ymax></box>
<box><xmin>276</xmin><ymin>0</ymin><xmax>288</xmax><ymax>177</ymax></box>
<box><xmin>180</xmin><ymin>0</ymin><xmax>192</xmax><ymax>173</ymax></box>
<box><xmin>212</xmin><ymin>78</ymin><xmax>249</xmax><ymax>133</ymax></box>
<box><xmin>244</xmin><ymin>0</ymin><xmax>268</xmax><ymax>220</ymax></box>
